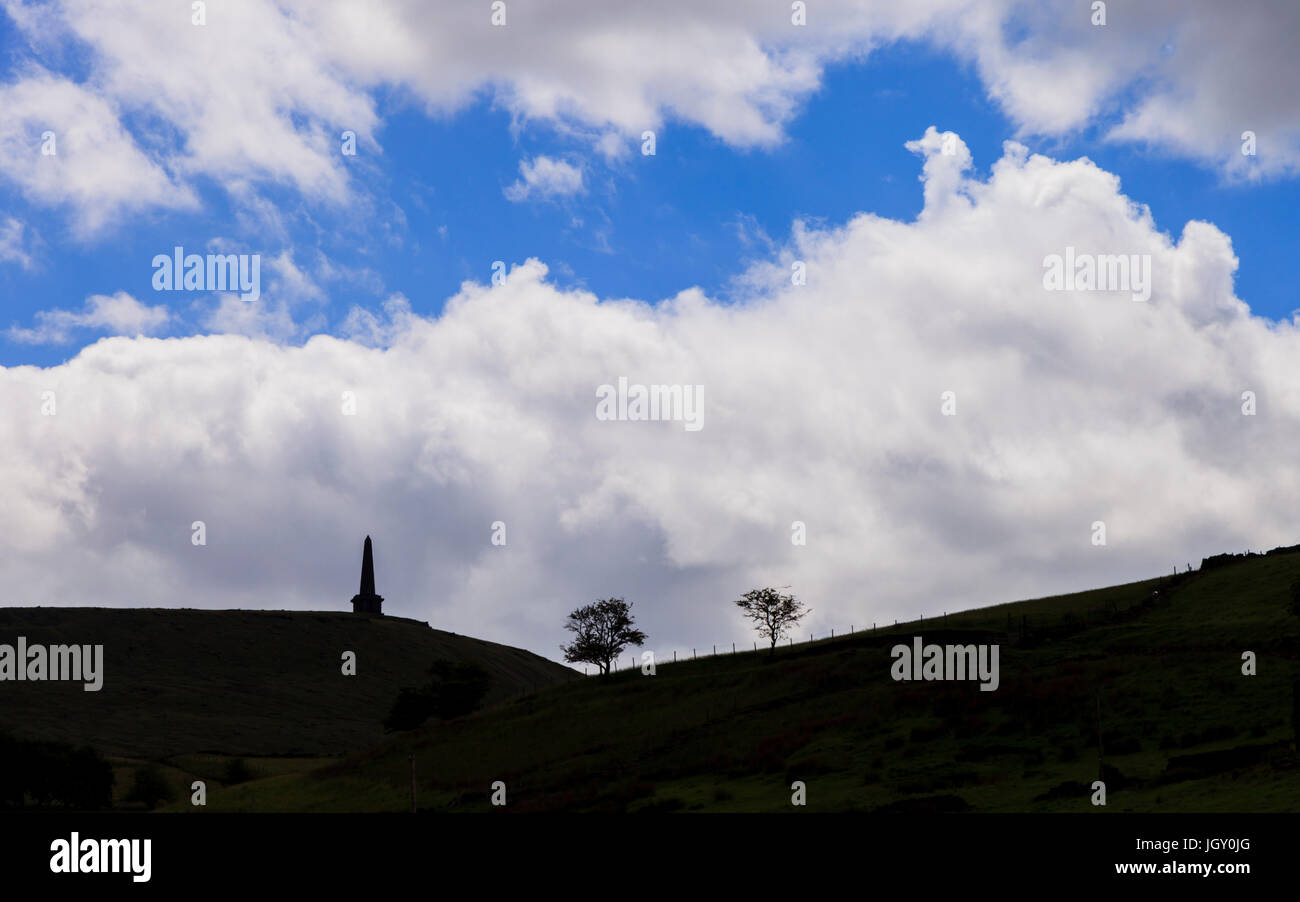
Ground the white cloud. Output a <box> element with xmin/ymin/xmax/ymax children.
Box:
<box><xmin>2</xmin><ymin>0</ymin><xmax>1296</xmax><ymax>233</ymax></box>
<box><xmin>55</xmin><ymin>0</ymin><xmax>375</xmax><ymax>197</ymax></box>
<box><xmin>7</xmin><ymin>291</ymin><xmax>171</xmax><ymax>344</ymax></box>
<box><xmin>189</xmin><ymin>248</ymin><xmax>332</xmax><ymax>341</ymax></box>
<box><xmin>2</xmin><ymin>132</ymin><xmax>1297</xmax><ymax>661</ymax></box>
<box><xmin>593</xmin><ymin>131</ymin><xmax>630</xmax><ymax>161</ymax></box>
<box><xmin>198</xmin><ymin>296</ymin><xmax>291</xmax><ymax>342</ymax></box>
<box><xmin>0</xmin><ymin>71</ymin><xmax>196</xmax><ymax>234</ymax></box>
<box><xmin>0</xmin><ymin>217</ymin><xmax>34</xmax><ymax>268</ymax></box>
<box><xmin>951</xmin><ymin>0</ymin><xmax>1300</xmax><ymax>179</ymax></box>
<box><xmin>338</xmin><ymin>294</ymin><xmax>413</xmax><ymax>348</ymax></box>
<box><xmin>504</xmin><ymin>155</ymin><xmax>585</xmax><ymax>202</ymax></box>
<box><xmin>266</xmin><ymin>251</ymin><xmax>325</xmax><ymax>304</ymax></box>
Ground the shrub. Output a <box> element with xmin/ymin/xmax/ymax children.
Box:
<box><xmin>383</xmin><ymin>660</ymin><xmax>493</xmax><ymax>731</ymax></box>
<box><xmin>126</xmin><ymin>765</ymin><xmax>175</xmax><ymax>810</ymax></box>
<box><xmin>0</xmin><ymin>731</ymin><xmax>113</xmax><ymax>809</ymax></box>
<box><xmin>222</xmin><ymin>758</ymin><xmax>254</xmax><ymax>785</ymax></box>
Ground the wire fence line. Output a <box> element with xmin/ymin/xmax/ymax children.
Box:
<box><xmin>494</xmin><ymin>610</ymin><xmax>962</xmax><ymax>694</ymax></box>
<box><xmin>521</xmin><ymin>572</ymin><xmax>1199</xmax><ymax>688</ymax></box>
<box><xmin>559</xmin><ymin>573</ymin><xmax>1203</xmax><ymax>681</ymax></box>
<box><xmin>582</xmin><ymin>616</ymin><xmax>951</xmax><ymax>676</ymax></box>
<box><xmin>479</xmin><ymin>609</ymin><xmax>974</xmax><ymax>698</ymax></box>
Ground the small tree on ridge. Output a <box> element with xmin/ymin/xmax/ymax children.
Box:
<box><xmin>736</xmin><ymin>587</ymin><xmax>808</xmax><ymax>651</ymax></box>
<box><xmin>561</xmin><ymin>598</ymin><xmax>648</xmax><ymax>675</ymax></box>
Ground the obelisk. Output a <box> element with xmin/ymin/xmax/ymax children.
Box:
<box><xmin>350</xmin><ymin>535</ymin><xmax>385</xmax><ymax>615</ymax></box>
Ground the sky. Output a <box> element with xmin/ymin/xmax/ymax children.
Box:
<box><xmin>2</xmin><ymin>0</ymin><xmax>1300</xmax><ymax>665</ymax></box>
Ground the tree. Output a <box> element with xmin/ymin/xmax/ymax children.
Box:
<box><xmin>1288</xmin><ymin>580</ymin><xmax>1300</xmax><ymax>619</ymax></box>
<box><xmin>560</xmin><ymin>598</ymin><xmax>648</xmax><ymax>675</ymax></box>
<box><xmin>735</xmin><ymin>587</ymin><xmax>809</xmax><ymax>650</ymax></box>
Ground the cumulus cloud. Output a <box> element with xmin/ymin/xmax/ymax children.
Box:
<box><xmin>953</xmin><ymin>0</ymin><xmax>1300</xmax><ymax>179</ymax></box>
<box><xmin>2</xmin><ymin>0</ymin><xmax>1296</xmax><ymax>232</ymax></box>
<box><xmin>1</xmin><ymin>131</ymin><xmax>1296</xmax><ymax>661</ymax></box>
<box><xmin>7</xmin><ymin>291</ymin><xmax>171</xmax><ymax>344</ymax></box>
<box><xmin>504</xmin><ymin>155</ymin><xmax>585</xmax><ymax>202</ymax></box>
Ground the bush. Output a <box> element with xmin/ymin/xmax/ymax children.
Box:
<box><xmin>383</xmin><ymin>660</ymin><xmax>493</xmax><ymax>732</ymax></box>
<box><xmin>126</xmin><ymin>765</ymin><xmax>175</xmax><ymax>810</ymax></box>
<box><xmin>61</xmin><ymin>746</ymin><xmax>115</xmax><ymax>809</ymax></box>
<box><xmin>425</xmin><ymin>661</ymin><xmax>493</xmax><ymax>719</ymax></box>
<box><xmin>222</xmin><ymin>758</ymin><xmax>254</xmax><ymax>785</ymax></box>
<box><xmin>383</xmin><ymin>687</ymin><xmax>437</xmax><ymax>732</ymax></box>
<box><xmin>0</xmin><ymin>731</ymin><xmax>113</xmax><ymax>809</ymax></box>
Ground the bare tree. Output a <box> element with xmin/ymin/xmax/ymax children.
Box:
<box><xmin>735</xmin><ymin>587</ymin><xmax>809</xmax><ymax>650</ymax></box>
<box><xmin>561</xmin><ymin>598</ymin><xmax>648</xmax><ymax>675</ymax></box>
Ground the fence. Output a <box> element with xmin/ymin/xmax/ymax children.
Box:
<box><xmin>583</xmin><ymin>615</ymin><xmax>956</xmax><ymax>675</ymax></box>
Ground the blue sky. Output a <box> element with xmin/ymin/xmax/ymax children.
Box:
<box><xmin>3</xmin><ymin>25</ymin><xmax>1295</xmax><ymax>369</ymax></box>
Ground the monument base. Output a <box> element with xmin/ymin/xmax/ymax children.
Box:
<box><xmin>351</xmin><ymin>594</ymin><xmax>384</xmax><ymax>615</ymax></box>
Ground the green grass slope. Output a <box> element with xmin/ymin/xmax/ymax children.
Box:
<box><xmin>214</xmin><ymin>553</ymin><xmax>1300</xmax><ymax>813</ymax></box>
<box><xmin>0</xmin><ymin>608</ymin><xmax>577</xmax><ymax>759</ymax></box>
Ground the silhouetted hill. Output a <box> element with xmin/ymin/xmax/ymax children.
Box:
<box><xmin>215</xmin><ymin>549</ymin><xmax>1300</xmax><ymax>812</ymax></box>
<box><xmin>0</xmin><ymin>608</ymin><xmax>576</xmax><ymax>759</ymax></box>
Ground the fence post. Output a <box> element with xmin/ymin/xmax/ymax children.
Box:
<box><xmin>1096</xmin><ymin>693</ymin><xmax>1105</xmax><ymax>781</ymax></box>
<box><xmin>732</xmin><ymin>642</ymin><xmax>735</xmax><ymax>654</ymax></box>
<box><xmin>673</xmin><ymin>650</ymin><xmax>676</xmax><ymax>662</ymax></box>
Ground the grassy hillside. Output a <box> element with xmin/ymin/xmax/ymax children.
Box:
<box><xmin>0</xmin><ymin>608</ymin><xmax>577</xmax><ymax>760</ymax></box>
<box><xmin>211</xmin><ymin>552</ymin><xmax>1300</xmax><ymax>813</ymax></box>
